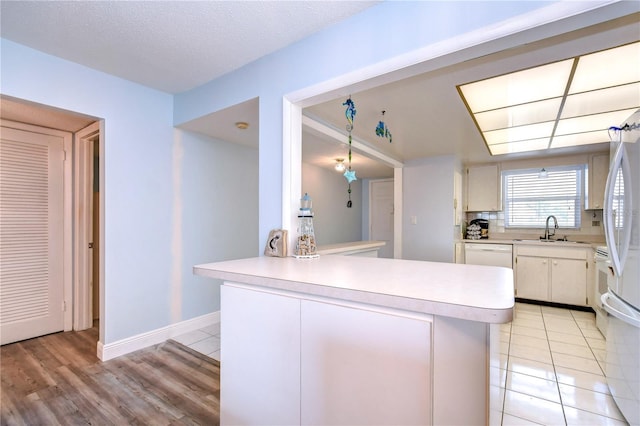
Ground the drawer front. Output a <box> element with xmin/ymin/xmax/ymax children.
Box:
<box><xmin>515</xmin><ymin>245</ymin><xmax>588</xmax><ymax>260</ymax></box>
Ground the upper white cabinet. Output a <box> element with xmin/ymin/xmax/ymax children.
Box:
<box><xmin>465</xmin><ymin>164</ymin><xmax>501</xmax><ymax>212</ymax></box>
<box><xmin>585</xmin><ymin>152</ymin><xmax>609</xmax><ymax>210</ymax></box>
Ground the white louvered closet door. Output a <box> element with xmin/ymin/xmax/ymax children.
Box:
<box><xmin>0</xmin><ymin>127</ymin><xmax>65</xmax><ymax>345</ymax></box>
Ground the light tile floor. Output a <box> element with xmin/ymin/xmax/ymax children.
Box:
<box><xmin>492</xmin><ymin>302</ymin><xmax>627</xmax><ymax>425</ymax></box>
<box><xmin>175</xmin><ymin>302</ymin><xmax>628</xmax><ymax>425</ymax></box>
<box><xmin>172</xmin><ymin>322</ymin><xmax>221</xmax><ymax>361</ymax></box>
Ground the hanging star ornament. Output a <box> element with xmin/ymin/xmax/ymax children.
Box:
<box><xmin>343</xmin><ymin>169</ymin><xmax>357</xmax><ymax>183</ymax></box>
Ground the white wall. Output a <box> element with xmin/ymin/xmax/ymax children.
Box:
<box><xmin>402</xmin><ymin>155</ymin><xmax>457</xmax><ymax>263</ymax></box>
<box><xmin>301</xmin><ymin>162</ymin><xmax>362</xmax><ymax>246</ymax></box>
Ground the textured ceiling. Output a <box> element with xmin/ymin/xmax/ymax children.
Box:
<box><xmin>0</xmin><ymin>1</ymin><xmax>378</xmax><ymax>94</ymax></box>
<box><xmin>1</xmin><ymin>2</ymin><xmax>637</xmax><ymax>179</ymax></box>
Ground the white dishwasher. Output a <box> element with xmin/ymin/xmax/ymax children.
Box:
<box><xmin>464</xmin><ymin>243</ymin><xmax>513</xmax><ymax>268</ymax></box>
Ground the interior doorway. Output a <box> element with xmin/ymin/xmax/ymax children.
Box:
<box><xmin>0</xmin><ymin>95</ymin><xmax>102</xmax><ymax>345</ymax></box>
<box><xmin>74</xmin><ymin>122</ymin><xmax>101</xmax><ymax>330</ymax></box>
<box><xmin>0</xmin><ymin>121</ymin><xmax>72</xmax><ymax>344</ymax></box>
<box><xmin>369</xmin><ymin>179</ymin><xmax>394</xmax><ymax>259</ymax></box>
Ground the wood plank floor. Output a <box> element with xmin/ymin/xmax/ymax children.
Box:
<box><xmin>1</xmin><ymin>326</ymin><xmax>220</xmax><ymax>425</ymax></box>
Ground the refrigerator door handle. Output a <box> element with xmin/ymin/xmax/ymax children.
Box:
<box><xmin>602</xmin><ymin>293</ymin><xmax>640</xmax><ymax>328</ymax></box>
<box><xmin>603</xmin><ymin>142</ymin><xmax>633</xmax><ymax>277</ymax></box>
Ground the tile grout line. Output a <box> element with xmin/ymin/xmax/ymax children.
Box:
<box><xmin>542</xmin><ymin>309</ymin><xmax>569</xmax><ymax>426</ymax></box>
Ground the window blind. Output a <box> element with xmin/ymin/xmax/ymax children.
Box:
<box><xmin>503</xmin><ymin>165</ymin><xmax>583</xmax><ymax>229</ymax></box>
<box><xmin>613</xmin><ymin>167</ymin><xmax>625</xmax><ymax>229</ymax></box>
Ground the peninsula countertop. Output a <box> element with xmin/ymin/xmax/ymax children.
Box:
<box><xmin>194</xmin><ymin>255</ymin><xmax>514</xmax><ymax>323</ymax></box>
<box><xmin>316</xmin><ymin>240</ymin><xmax>385</xmax><ymax>255</ymax></box>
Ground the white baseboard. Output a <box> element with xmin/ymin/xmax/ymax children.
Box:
<box><xmin>97</xmin><ymin>311</ymin><xmax>220</xmax><ymax>361</ymax></box>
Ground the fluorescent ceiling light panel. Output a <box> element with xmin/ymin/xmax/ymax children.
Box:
<box><xmin>474</xmin><ymin>98</ymin><xmax>562</xmax><ymax>130</ymax></box>
<box><xmin>489</xmin><ymin>138</ymin><xmax>550</xmax><ymax>155</ymax></box>
<box><xmin>458</xmin><ymin>42</ymin><xmax>640</xmax><ymax>156</ymax></box>
<box><xmin>462</xmin><ymin>60</ymin><xmax>573</xmax><ymax>113</ymax></box>
<box><xmin>562</xmin><ymin>83</ymin><xmax>640</xmax><ymax>118</ymax></box>
<box><xmin>555</xmin><ymin>109</ymin><xmax>638</xmax><ymax>136</ymax></box>
<box><xmin>551</xmin><ymin>132</ymin><xmax>611</xmax><ymax>148</ymax></box>
<box><xmin>484</xmin><ymin>121</ymin><xmax>554</xmax><ymax>145</ymax></box>
<box><xmin>569</xmin><ymin>42</ymin><xmax>640</xmax><ymax>94</ymax></box>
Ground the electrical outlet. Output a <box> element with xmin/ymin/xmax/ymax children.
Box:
<box><xmin>592</xmin><ymin>220</ymin><xmax>601</xmax><ymax>227</ymax></box>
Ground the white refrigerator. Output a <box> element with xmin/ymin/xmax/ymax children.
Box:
<box><xmin>602</xmin><ymin>108</ymin><xmax>640</xmax><ymax>426</ymax></box>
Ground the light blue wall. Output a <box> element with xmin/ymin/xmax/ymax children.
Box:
<box><xmin>4</xmin><ymin>1</ymin><xmax>627</xmax><ymax>347</ymax></box>
<box><xmin>174</xmin><ymin>1</ymin><xmax>552</xmax><ymax>252</ymax></box>
<box><xmin>1</xmin><ymin>39</ymin><xmax>175</xmax><ymax>343</ymax></box>
<box><xmin>176</xmin><ymin>130</ymin><xmax>258</xmax><ymax>316</ymax></box>
<box><xmin>0</xmin><ymin>41</ymin><xmax>258</xmax><ymax>341</ymax></box>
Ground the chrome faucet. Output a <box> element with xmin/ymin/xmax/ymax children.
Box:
<box><xmin>543</xmin><ymin>215</ymin><xmax>558</xmax><ymax>240</ymax></box>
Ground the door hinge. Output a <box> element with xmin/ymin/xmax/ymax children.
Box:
<box><xmin>89</xmin><ymin>242</ymin><xmax>94</xmax><ymax>249</ymax></box>
<box><xmin>62</xmin><ymin>301</ymin><xmax>66</xmax><ymax>312</ymax></box>
<box><xmin>63</xmin><ymin>150</ymin><xmax>67</xmax><ymax>161</ymax></box>
<box><xmin>586</xmin><ymin>261</ymin><xmax>589</xmax><ymax>269</ymax></box>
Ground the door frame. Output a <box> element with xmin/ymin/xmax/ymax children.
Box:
<box><xmin>369</xmin><ymin>178</ymin><xmax>395</xmax><ymax>258</ymax></box>
<box><xmin>73</xmin><ymin>122</ymin><xmax>100</xmax><ymax>330</ymax></box>
<box><xmin>0</xmin><ymin>119</ymin><xmax>73</xmax><ymax>332</ymax></box>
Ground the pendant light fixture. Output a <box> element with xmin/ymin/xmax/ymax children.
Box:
<box><xmin>334</xmin><ymin>158</ymin><xmax>345</xmax><ymax>172</ymax></box>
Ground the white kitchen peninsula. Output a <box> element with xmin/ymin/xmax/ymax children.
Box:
<box><xmin>194</xmin><ymin>255</ymin><xmax>514</xmax><ymax>425</ymax></box>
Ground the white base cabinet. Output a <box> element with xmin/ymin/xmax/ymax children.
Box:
<box><xmin>221</xmin><ymin>282</ymin><xmax>301</xmax><ymax>424</ymax></box>
<box><xmin>221</xmin><ymin>281</ymin><xmax>491</xmax><ymax>425</ymax></box>
<box><xmin>551</xmin><ymin>258</ymin><xmax>589</xmax><ymax>305</ymax></box>
<box><xmin>515</xmin><ymin>255</ymin><xmax>550</xmax><ymax>301</ymax></box>
<box><xmin>301</xmin><ymin>299</ymin><xmax>432</xmax><ymax>425</ymax></box>
<box><xmin>515</xmin><ymin>245</ymin><xmax>589</xmax><ymax>306</ymax></box>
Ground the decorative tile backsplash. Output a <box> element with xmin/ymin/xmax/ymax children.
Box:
<box><xmin>464</xmin><ymin>210</ymin><xmax>604</xmax><ymax>240</ymax></box>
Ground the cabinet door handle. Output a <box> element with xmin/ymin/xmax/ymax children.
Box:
<box><xmin>553</xmin><ymin>261</ymin><xmax>558</xmax><ymax>265</ymax></box>
<box><xmin>542</xmin><ymin>260</ymin><xmax>547</xmax><ymax>264</ymax></box>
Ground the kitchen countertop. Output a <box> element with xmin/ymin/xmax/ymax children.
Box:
<box><xmin>316</xmin><ymin>240</ymin><xmax>385</xmax><ymax>255</ymax></box>
<box><xmin>194</xmin><ymin>255</ymin><xmax>514</xmax><ymax>323</ymax></box>
<box><xmin>463</xmin><ymin>238</ymin><xmax>605</xmax><ymax>248</ymax></box>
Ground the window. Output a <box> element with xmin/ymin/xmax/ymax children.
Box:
<box><xmin>503</xmin><ymin>165</ymin><xmax>583</xmax><ymax>229</ymax></box>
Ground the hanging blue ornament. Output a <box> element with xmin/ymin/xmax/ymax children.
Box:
<box><xmin>343</xmin><ymin>169</ymin><xmax>357</xmax><ymax>184</ymax></box>
<box><xmin>343</xmin><ymin>96</ymin><xmax>357</xmax><ymax>208</ymax></box>
<box><xmin>343</xmin><ymin>97</ymin><xmax>356</xmax><ymax>127</ymax></box>
<box><xmin>375</xmin><ymin>110</ymin><xmax>393</xmax><ymax>143</ymax></box>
